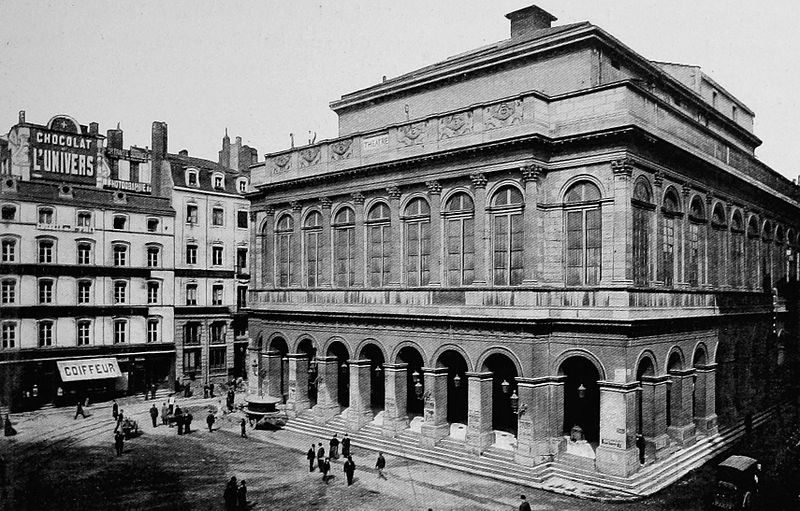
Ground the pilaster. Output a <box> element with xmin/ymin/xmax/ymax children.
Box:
<box><xmin>312</xmin><ymin>356</ymin><xmax>340</xmax><ymax>422</ymax></box>
<box><xmin>263</xmin><ymin>351</ymin><xmax>283</xmax><ymax>400</ymax></box>
<box><xmin>249</xmin><ymin>211</ymin><xmax>262</xmax><ymax>287</ymax></box>
<box><xmin>596</xmin><ymin>381</ymin><xmax>640</xmax><ymax>477</ymax></box>
<box><xmin>420</xmin><ymin>367</ymin><xmax>450</xmax><ymax>447</ymax></box>
<box><xmin>347</xmin><ymin>359</ymin><xmax>374</xmax><ymax>431</ymax></box>
<box><xmin>611</xmin><ymin>158</ymin><xmax>634</xmax><ymax>284</ymax></box>
<box><xmin>640</xmin><ymin>375</ymin><xmax>671</xmax><ymax>460</ymax></box>
<box><xmin>426</xmin><ymin>181</ymin><xmax>443</xmax><ymax>286</ymax></box>
<box><xmin>352</xmin><ymin>193</ymin><xmax>366</xmax><ymax>287</ymax></box>
<box><xmin>465</xmin><ymin>372</ymin><xmax>494</xmax><ymax>454</ymax></box>
<box><xmin>290</xmin><ymin>201</ymin><xmax>302</xmax><ymax>287</ymax></box>
<box><xmin>667</xmin><ymin>369</ymin><xmax>697</xmax><ymax>446</ymax></box>
<box><xmin>470</xmin><ymin>173</ymin><xmax>488</xmax><ymax>285</ymax></box>
<box><xmin>521</xmin><ymin>165</ymin><xmax>542</xmax><ymax>284</ymax></box>
<box><xmin>387</xmin><ymin>186</ymin><xmax>402</xmax><ymax>287</ymax></box>
<box><xmin>247</xmin><ymin>347</ymin><xmax>262</xmax><ymax>396</ymax></box>
<box><xmin>319</xmin><ymin>197</ymin><xmax>332</xmax><ymax>288</ymax></box>
<box><xmin>262</xmin><ymin>207</ymin><xmax>275</xmax><ymax>288</ymax></box>
<box><xmin>285</xmin><ymin>353</ymin><xmax>310</xmax><ymax>417</ymax></box>
<box><xmin>694</xmin><ymin>364</ymin><xmax>719</xmax><ymax>435</ymax></box>
<box><xmin>382</xmin><ymin>363</ymin><xmax>409</xmax><ymax>437</ymax></box>
<box><xmin>515</xmin><ymin>376</ymin><xmax>565</xmax><ymax>466</ymax></box>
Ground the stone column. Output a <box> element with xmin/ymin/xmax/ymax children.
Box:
<box><xmin>264</xmin><ymin>351</ymin><xmax>283</xmax><ymax>400</ymax></box>
<box><xmin>313</xmin><ymin>356</ymin><xmax>340</xmax><ymax>422</ymax></box>
<box><xmin>640</xmin><ymin>375</ymin><xmax>670</xmax><ymax>460</ymax></box>
<box><xmin>521</xmin><ymin>165</ymin><xmax>542</xmax><ymax>284</ymax></box>
<box><xmin>383</xmin><ymin>363</ymin><xmax>409</xmax><ymax>437</ymax></box>
<box><xmin>693</xmin><ymin>364</ymin><xmax>719</xmax><ymax>435</ymax></box>
<box><xmin>611</xmin><ymin>158</ymin><xmax>634</xmax><ymax>284</ymax></box>
<box><xmin>262</xmin><ymin>207</ymin><xmax>275</xmax><ymax>288</ymax></box>
<box><xmin>515</xmin><ymin>376</ymin><xmax>565</xmax><ymax>466</ymax></box>
<box><xmin>465</xmin><ymin>372</ymin><xmax>494</xmax><ymax>454</ymax></box>
<box><xmin>470</xmin><ymin>173</ymin><xmax>488</xmax><ymax>285</ymax></box>
<box><xmin>347</xmin><ymin>359</ymin><xmax>374</xmax><ymax>431</ymax></box>
<box><xmin>420</xmin><ymin>367</ymin><xmax>450</xmax><ymax>447</ymax></box>
<box><xmin>596</xmin><ymin>382</ymin><xmax>640</xmax><ymax>477</ymax></box>
<box><xmin>352</xmin><ymin>193</ymin><xmax>366</xmax><ymax>287</ymax></box>
<box><xmin>249</xmin><ymin>211</ymin><xmax>262</xmax><ymax>288</ymax></box>
<box><xmin>285</xmin><ymin>353</ymin><xmax>310</xmax><ymax>416</ymax></box>
<box><xmin>667</xmin><ymin>369</ymin><xmax>697</xmax><ymax>446</ymax></box>
<box><xmin>290</xmin><ymin>201</ymin><xmax>302</xmax><ymax>287</ymax></box>
<box><xmin>319</xmin><ymin>197</ymin><xmax>332</xmax><ymax>287</ymax></box>
<box><xmin>387</xmin><ymin>186</ymin><xmax>402</xmax><ymax>286</ymax></box>
<box><xmin>247</xmin><ymin>347</ymin><xmax>262</xmax><ymax>395</ymax></box>
<box><xmin>426</xmin><ymin>180</ymin><xmax>442</xmax><ymax>286</ymax></box>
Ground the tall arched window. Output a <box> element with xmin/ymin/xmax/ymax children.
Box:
<box><xmin>730</xmin><ymin>210</ymin><xmax>744</xmax><ymax>288</ymax></box>
<box><xmin>275</xmin><ymin>214</ymin><xmax>293</xmax><ymax>287</ymax></box>
<box><xmin>687</xmin><ymin>196</ymin><xmax>706</xmax><ymax>287</ymax></box>
<box><xmin>660</xmin><ymin>188</ymin><xmax>681</xmax><ymax>287</ymax></box>
<box><xmin>632</xmin><ymin>177</ymin><xmax>654</xmax><ymax>286</ymax></box>
<box><xmin>709</xmin><ymin>203</ymin><xmax>726</xmax><ymax>287</ymax></box>
<box><xmin>775</xmin><ymin>225</ymin><xmax>785</xmax><ymax>284</ymax></box>
<box><xmin>404</xmin><ymin>198</ymin><xmax>431</xmax><ymax>287</ymax></box>
<box><xmin>788</xmin><ymin>230</ymin><xmax>797</xmax><ymax>283</ymax></box>
<box><xmin>564</xmin><ymin>181</ymin><xmax>601</xmax><ymax>286</ymax></box>
<box><xmin>491</xmin><ymin>186</ymin><xmax>524</xmax><ymax>286</ymax></box>
<box><xmin>444</xmin><ymin>192</ymin><xmax>475</xmax><ymax>286</ymax></box>
<box><xmin>746</xmin><ymin>216</ymin><xmax>760</xmax><ymax>288</ymax></box>
<box><xmin>367</xmin><ymin>202</ymin><xmax>391</xmax><ymax>287</ymax></box>
<box><xmin>303</xmin><ymin>211</ymin><xmax>322</xmax><ymax>287</ymax></box>
<box><xmin>333</xmin><ymin>207</ymin><xmax>355</xmax><ymax>287</ymax></box>
<box><xmin>762</xmin><ymin>220</ymin><xmax>773</xmax><ymax>292</ymax></box>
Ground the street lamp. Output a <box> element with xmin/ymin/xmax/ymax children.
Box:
<box><xmin>375</xmin><ymin>365</ymin><xmax>383</xmax><ymax>375</ymax></box>
<box><xmin>510</xmin><ymin>389</ymin><xmax>527</xmax><ymax>416</ymax></box>
<box><xmin>414</xmin><ymin>381</ymin><xmax>424</xmax><ymax>399</ymax></box>
<box><xmin>453</xmin><ymin>374</ymin><xmax>461</xmax><ymax>388</ymax></box>
<box><xmin>501</xmin><ymin>379</ymin><xmax>511</xmax><ymax>394</ymax></box>
<box><xmin>577</xmin><ymin>383</ymin><xmax>587</xmax><ymax>399</ymax></box>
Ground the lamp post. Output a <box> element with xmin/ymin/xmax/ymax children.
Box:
<box><xmin>577</xmin><ymin>383</ymin><xmax>587</xmax><ymax>399</ymax></box>
<box><xmin>453</xmin><ymin>373</ymin><xmax>461</xmax><ymax>388</ymax></box>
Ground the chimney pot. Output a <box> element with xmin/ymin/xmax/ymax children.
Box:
<box><xmin>18</xmin><ymin>110</ymin><xmax>25</xmax><ymax>124</ymax></box>
<box><xmin>505</xmin><ymin>5</ymin><xmax>557</xmax><ymax>39</ymax></box>
<box><xmin>89</xmin><ymin>122</ymin><xmax>99</xmax><ymax>135</ymax></box>
<box><xmin>179</xmin><ymin>149</ymin><xmax>189</xmax><ymax>157</ymax></box>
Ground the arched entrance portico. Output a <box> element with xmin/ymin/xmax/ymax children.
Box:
<box><xmin>636</xmin><ymin>354</ymin><xmax>670</xmax><ymax>462</ymax></box>
<box><xmin>420</xmin><ymin>349</ymin><xmax>469</xmax><ymax>448</ymax></box>
<box><xmin>345</xmin><ymin>342</ymin><xmax>385</xmax><ymax>431</ymax></box>
<box><xmin>437</xmin><ymin>350</ymin><xmax>468</xmax><ymax>424</ymax></box>
<box><xmin>312</xmin><ymin>339</ymin><xmax>350</xmax><ymax>423</ymax></box>
<box><xmin>482</xmin><ymin>352</ymin><xmax>519</xmax><ymax>435</ymax></box>
<box><xmin>666</xmin><ymin>349</ymin><xmax>697</xmax><ymax>445</ymax></box>
<box><xmin>558</xmin><ymin>356</ymin><xmax>600</xmax><ymax>443</ymax></box>
<box><xmin>297</xmin><ymin>338</ymin><xmax>318</xmax><ymax>407</ymax></box>
<box><xmin>382</xmin><ymin>345</ymin><xmax>425</xmax><ymax>438</ymax></box>
<box><xmin>266</xmin><ymin>336</ymin><xmax>289</xmax><ymax>402</ymax></box>
<box><xmin>327</xmin><ymin>341</ymin><xmax>350</xmax><ymax>408</ymax></box>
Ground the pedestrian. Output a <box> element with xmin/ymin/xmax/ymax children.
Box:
<box><xmin>519</xmin><ymin>494</ymin><xmax>532</xmax><ymax>511</ymax></box>
<box><xmin>114</xmin><ymin>430</ymin><xmax>124</xmax><ymax>456</ymax></box>
<box><xmin>204</xmin><ymin>384</ymin><xmax>209</xmax><ymax>399</ymax></box>
<box><xmin>4</xmin><ymin>414</ymin><xmax>17</xmax><ymax>436</ymax></box>
<box><xmin>223</xmin><ymin>476</ymin><xmax>238</xmax><ymax>511</ymax></box>
<box><xmin>145</xmin><ymin>383</ymin><xmax>151</xmax><ymax>400</ymax></box>
<box><xmin>321</xmin><ymin>457</ymin><xmax>331</xmax><ymax>484</ymax></box>
<box><xmin>636</xmin><ymin>434</ymin><xmax>646</xmax><ymax>465</ymax></box>
<box><xmin>185</xmin><ymin>412</ymin><xmax>193</xmax><ymax>434</ymax></box>
<box><xmin>207</xmin><ymin>411</ymin><xmax>216</xmax><ymax>432</ymax></box>
<box><xmin>341</xmin><ymin>433</ymin><xmax>351</xmax><ymax>457</ymax></box>
<box><xmin>74</xmin><ymin>400</ymin><xmax>86</xmax><ymax>419</ymax></box>
<box><xmin>343</xmin><ymin>455</ymin><xmax>356</xmax><ymax>486</ymax></box>
<box><xmin>237</xmin><ymin>480</ymin><xmax>247</xmax><ymax>511</ymax></box>
<box><xmin>375</xmin><ymin>452</ymin><xmax>387</xmax><ymax>480</ymax></box>
<box><xmin>316</xmin><ymin>443</ymin><xmax>325</xmax><ymax>466</ymax></box>
<box><xmin>151</xmin><ymin>383</ymin><xmax>158</xmax><ymax>400</ymax></box>
<box><xmin>112</xmin><ymin>399</ymin><xmax>119</xmax><ymax>421</ymax></box>
<box><xmin>168</xmin><ymin>395</ymin><xmax>175</xmax><ymax>415</ymax></box>
<box><xmin>330</xmin><ymin>433</ymin><xmax>340</xmax><ymax>459</ymax></box>
<box><xmin>150</xmin><ymin>404</ymin><xmax>159</xmax><ymax>428</ymax></box>
<box><xmin>161</xmin><ymin>402</ymin><xmax>169</xmax><ymax>426</ymax></box>
<box><xmin>307</xmin><ymin>444</ymin><xmax>316</xmax><ymax>472</ymax></box>
<box><xmin>114</xmin><ymin>410</ymin><xmax>124</xmax><ymax>432</ymax></box>
<box><xmin>227</xmin><ymin>389</ymin><xmax>235</xmax><ymax>412</ymax></box>
<box><xmin>175</xmin><ymin>406</ymin><xmax>184</xmax><ymax>435</ymax></box>
<box><xmin>210</xmin><ymin>382</ymin><xmax>215</xmax><ymax>398</ymax></box>
<box><xmin>240</xmin><ymin>418</ymin><xmax>247</xmax><ymax>438</ymax></box>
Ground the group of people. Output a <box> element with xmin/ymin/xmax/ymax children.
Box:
<box><xmin>223</xmin><ymin>476</ymin><xmax>247</xmax><ymax>511</ymax></box>
<box><xmin>142</xmin><ymin>383</ymin><xmax>158</xmax><ymax>401</ymax></box>
<box><xmin>305</xmin><ymin>433</ymin><xmax>387</xmax><ymax>486</ymax></box>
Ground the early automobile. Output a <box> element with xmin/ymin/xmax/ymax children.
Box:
<box><xmin>711</xmin><ymin>455</ymin><xmax>761</xmax><ymax>510</ymax></box>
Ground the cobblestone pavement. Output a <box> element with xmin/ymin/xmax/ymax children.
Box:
<box><xmin>1</xmin><ymin>394</ymin><xmax>798</xmax><ymax>510</ymax></box>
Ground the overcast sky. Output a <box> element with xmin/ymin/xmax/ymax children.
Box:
<box><xmin>1</xmin><ymin>1</ymin><xmax>797</xmax><ymax>180</ymax></box>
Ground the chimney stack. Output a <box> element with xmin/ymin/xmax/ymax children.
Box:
<box><xmin>89</xmin><ymin>122</ymin><xmax>99</xmax><ymax>135</ymax></box>
<box><xmin>18</xmin><ymin>110</ymin><xmax>25</xmax><ymax>124</ymax></box>
<box><xmin>505</xmin><ymin>5</ymin><xmax>557</xmax><ymax>39</ymax></box>
<box><xmin>151</xmin><ymin>121</ymin><xmax>168</xmax><ymax>196</ymax></box>
<box><xmin>106</xmin><ymin>127</ymin><xmax>124</xmax><ymax>150</ymax></box>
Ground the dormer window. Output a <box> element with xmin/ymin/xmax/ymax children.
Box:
<box><xmin>237</xmin><ymin>178</ymin><xmax>248</xmax><ymax>193</ymax></box>
<box><xmin>38</xmin><ymin>207</ymin><xmax>54</xmax><ymax>225</ymax></box>
<box><xmin>213</xmin><ymin>173</ymin><xmax>224</xmax><ymax>190</ymax></box>
<box><xmin>186</xmin><ymin>169</ymin><xmax>199</xmax><ymax>187</ymax></box>
<box><xmin>1</xmin><ymin>204</ymin><xmax>16</xmax><ymax>221</ymax></box>
<box><xmin>77</xmin><ymin>211</ymin><xmax>92</xmax><ymax>228</ymax></box>
<box><xmin>112</xmin><ymin>215</ymin><xmax>127</xmax><ymax>230</ymax></box>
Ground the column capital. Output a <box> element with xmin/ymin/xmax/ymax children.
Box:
<box><xmin>316</xmin><ymin>355</ymin><xmax>339</xmax><ymax>364</ymax></box>
<box><xmin>654</xmin><ymin>170</ymin><xmax>664</xmax><ymax>188</ymax></box>
<box><xmin>515</xmin><ymin>375</ymin><xmax>566</xmax><ymax>387</ymax></box>
<box><xmin>290</xmin><ymin>200</ymin><xmax>302</xmax><ymax>212</ymax></box>
<box><xmin>521</xmin><ymin>164</ymin><xmax>544</xmax><ymax>184</ymax></box>
<box><xmin>469</xmin><ymin>172</ymin><xmax>488</xmax><ymax>189</ymax></box>
<box><xmin>597</xmin><ymin>380</ymin><xmax>640</xmax><ymax>392</ymax></box>
<box><xmin>286</xmin><ymin>353</ymin><xmax>309</xmax><ymax>361</ymax></box>
<box><xmin>351</xmin><ymin>192</ymin><xmax>365</xmax><ymax>205</ymax></box>
<box><xmin>347</xmin><ymin>359</ymin><xmax>372</xmax><ymax>368</ymax></box>
<box><xmin>681</xmin><ymin>183</ymin><xmax>692</xmax><ymax>198</ymax></box>
<box><xmin>382</xmin><ymin>363</ymin><xmax>409</xmax><ymax>372</ymax></box>
<box><xmin>319</xmin><ymin>196</ymin><xmax>332</xmax><ymax>209</ymax></box>
<box><xmin>248</xmin><ymin>210</ymin><xmax>258</xmax><ymax>222</ymax></box>
<box><xmin>425</xmin><ymin>180</ymin><xmax>442</xmax><ymax>195</ymax></box>
<box><xmin>387</xmin><ymin>186</ymin><xmax>402</xmax><ymax>200</ymax></box>
<box><xmin>610</xmin><ymin>157</ymin><xmax>634</xmax><ymax>178</ymax></box>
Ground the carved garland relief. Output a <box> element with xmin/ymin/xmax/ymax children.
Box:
<box><xmin>329</xmin><ymin>138</ymin><xmax>353</xmax><ymax>161</ymax></box>
<box><xmin>397</xmin><ymin>121</ymin><xmax>427</xmax><ymax>147</ymax></box>
<box><xmin>439</xmin><ymin>112</ymin><xmax>474</xmax><ymax>139</ymax></box>
<box><xmin>273</xmin><ymin>154</ymin><xmax>291</xmax><ymax>174</ymax></box>
<box><xmin>484</xmin><ymin>99</ymin><xmax>523</xmax><ymax>130</ymax></box>
<box><xmin>298</xmin><ymin>146</ymin><xmax>321</xmax><ymax>168</ymax></box>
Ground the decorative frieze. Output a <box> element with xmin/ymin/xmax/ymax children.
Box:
<box><xmin>329</xmin><ymin>138</ymin><xmax>353</xmax><ymax>161</ymax></box>
<box><xmin>611</xmin><ymin>158</ymin><xmax>634</xmax><ymax>179</ymax></box>
<box><xmin>654</xmin><ymin>170</ymin><xmax>664</xmax><ymax>188</ymax></box>
<box><xmin>425</xmin><ymin>180</ymin><xmax>442</xmax><ymax>195</ymax></box>
<box><xmin>273</xmin><ymin>154</ymin><xmax>291</xmax><ymax>174</ymax></box>
<box><xmin>470</xmin><ymin>172</ymin><xmax>488</xmax><ymax>189</ymax></box>
<box><xmin>319</xmin><ymin>197</ymin><xmax>332</xmax><ymax>209</ymax></box>
<box><xmin>351</xmin><ymin>192</ymin><xmax>365</xmax><ymax>205</ymax></box>
<box><xmin>290</xmin><ymin>201</ymin><xmax>302</xmax><ymax>212</ymax></box>
<box><xmin>265</xmin><ymin>206</ymin><xmax>276</xmax><ymax>217</ymax></box>
<box><xmin>397</xmin><ymin>122</ymin><xmax>427</xmax><ymax>147</ymax></box>
<box><xmin>387</xmin><ymin>186</ymin><xmax>402</xmax><ymax>200</ymax></box>
<box><xmin>298</xmin><ymin>146</ymin><xmax>321</xmax><ymax>168</ymax></box>
<box><xmin>484</xmin><ymin>100</ymin><xmax>523</xmax><ymax>130</ymax></box>
<box><xmin>439</xmin><ymin>112</ymin><xmax>474</xmax><ymax>139</ymax></box>
<box><xmin>521</xmin><ymin>165</ymin><xmax>544</xmax><ymax>184</ymax></box>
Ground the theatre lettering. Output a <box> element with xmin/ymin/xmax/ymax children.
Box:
<box><xmin>30</xmin><ymin>128</ymin><xmax>96</xmax><ymax>181</ymax></box>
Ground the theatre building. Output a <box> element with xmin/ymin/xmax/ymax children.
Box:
<box><xmin>0</xmin><ymin>112</ymin><xmax>176</xmax><ymax>411</ymax></box>
<box><xmin>246</xmin><ymin>5</ymin><xmax>800</xmax><ymax>478</ymax></box>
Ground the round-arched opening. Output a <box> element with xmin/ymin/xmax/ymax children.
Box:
<box><xmin>481</xmin><ymin>353</ymin><xmax>519</xmax><ymax>434</ymax></box>
<box><xmin>397</xmin><ymin>346</ymin><xmax>425</xmax><ymax>416</ymax></box>
<box><xmin>360</xmin><ymin>343</ymin><xmax>386</xmax><ymax>410</ymax></box>
<box><xmin>269</xmin><ymin>336</ymin><xmax>289</xmax><ymax>400</ymax></box>
<box><xmin>327</xmin><ymin>341</ymin><xmax>350</xmax><ymax>407</ymax></box>
<box><xmin>298</xmin><ymin>338</ymin><xmax>318</xmax><ymax>406</ymax></box>
<box><xmin>693</xmin><ymin>347</ymin><xmax>707</xmax><ymax>367</ymax></box>
<box><xmin>636</xmin><ymin>356</ymin><xmax>656</xmax><ymax>434</ymax></box>
<box><xmin>436</xmin><ymin>350</ymin><xmax>469</xmax><ymax>424</ymax></box>
<box><xmin>558</xmin><ymin>356</ymin><xmax>601</xmax><ymax>442</ymax></box>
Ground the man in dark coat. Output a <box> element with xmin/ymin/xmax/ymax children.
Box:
<box><xmin>306</xmin><ymin>444</ymin><xmax>316</xmax><ymax>471</ymax></box>
<box><xmin>237</xmin><ymin>480</ymin><xmax>247</xmax><ymax>511</ymax></box>
<box><xmin>185</xmin><ymin>412</ymin><xmax>193</xmax><ymax>434</ymax></box>
<box><xmin>343</xmin><ymin>456</ymin><xmax>356</xmax><ymax>486</ymax></box>
<box><xmin>149</xmin><ymin>404</ymin><xmax>159</xmax><ymax>427</ymax></box>
<box><xmin>320</xmin><ymin>457</ymin><xmax>331</xmax><ymax>484</ymax></box>
<box><xmin>329</xmin><ymin>433</ymin><xmax>340</xmax><ymax>459</ymax></box>
<box><xmin>240</xmin><ymin>418</ymin><xmax>247</xmax><ymax>438</ymax></box>
<box><xmin>316</xmin><ymin>443</ymin><xmax>325</xmax><ymax>466</ymax></box>
<box><xmin>341</xmin><ymin>433</ymin><xmax>351</xmax><ymax>457</ymax></box>
<box><xmin>175</xmin><ymin>406</ymin><xmax>184</xmax><ymax>435</ymax></box>
<box><xmin>4</xmin><ymin>414</ymin><xmax>17</xmax><ymax>436</ymax></box>
<box><xmin>112</xmin><ymin>400</ymin><xmax>119</xmax><ymax>421</ymax></box>
<box><xmin>74</xmin><ymin>400</ymin><xmax>87</xmax><ymax>419</ymax></box>
<box><xmin>114</xmin><ymin>431</ymin><xmax>124</xmax><ymax>456</ymax></box>
<box><xmin>207</xmin><ymin>411</ymin><xmax>216</xmax><ymax>432</ymax></box>
<box><xmin>519</xmin><ymin>494</ymin><xmax>531</xmax><ymax>511</ymax></box>
<box><xmin>375</xmin><ymin>452</ymin><xmax>387</xmax><ymax>479</ymax></box>
<box><xmin>636</xmin><ymin>434</ymin><xmax>647</xmax><ymax>465</ymax></box>
<box><xmin>223</xmin><ymin>476</ymin><xmax>237</xmax><ymax>511</ymax></box>
<box><xmin>227</xmin><ymin>389</ymin><xmax>235</xmax><ymax>412</ymax></box>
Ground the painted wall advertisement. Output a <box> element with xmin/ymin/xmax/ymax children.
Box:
<box><xmin>30</xmin><ymin>126</ymin><xmax>98</xmax><ymax>183</ymax></box>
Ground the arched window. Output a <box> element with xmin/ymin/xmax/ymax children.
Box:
<box><xmin>333</xmin><ymin>207</ymin><xmax>355</xmax><ymax>287</ymax></box>
<box><xmin>564</xmin><ymin>181</ymin><xmax>601</xmax><ymax>286</ymax></box>
<box><xmin>746</xmin><ymin>216</ymin><xmax>760</xmax><ymax>288</ymax></box>
<box><xmin>730</xmin><ymin>210</ymin><xmax>744</xmax><ymax>288</ymax></box>
<box><xmin>660</xmin><ymin>188</ymin><xmax>682</xmax><ymax>287</ymax></box>
<box><xmin>275</xmin><ymin>214</ymin><xmax>294</xmax><ymax>287</ymax></box>
<box><xmin>403</xmin><ymin>198</ymin><xmax>431</xmax><ymax>286</ymax></box>
<box><xmin>762</xmin><ymin>220</ymin><xmax>773</xmax><ymax>292</ymax></box>
<box><xmin>788</xmin><ymin>229</ymin><xmax>797</xmax><ymax>283</ymax></box>
<box><xmin>687</xmin><ymin>196</ymin><xmax>706</xmax><ymax>287</ymax></box>
<box><xmin>491</xmin><ymin>186</ymin><xmax>524</xmax><ymax>286</ymax></box>
<box><xmin>708</xmin><ymin>203</ymin><xmax>727</xmax><ymax>287</ymax></box>
<box><xmin>367</xmin><ymin>202</ymin><xmax>391</xmax><ymax>287</ymax></box>
<box><xmin>303</xmin><ymin>211</ymin><xmax>322</xmax><ymax>287</ymax></box>
<box><xmin>632</xmin><ymin>177</ymin><xmax>654</xmax><ymax>286</ymax></box>
<box><xmin>775</xmin><ymin>225</ymin><xmax>786</xmax><ymax>284</ymax></box>
<box><xmin>444</xmin><ymin>192</ymin><xmax>475</xmax><ymax>286</ymax></box>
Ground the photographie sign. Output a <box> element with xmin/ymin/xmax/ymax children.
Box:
<box><xmin>57</xmin><ymin>357</ymin><xmax>122</xmax><ymax>382</ymax></box>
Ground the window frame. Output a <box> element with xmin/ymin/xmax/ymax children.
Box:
<box><xmin>38</xmin><ymin>238</ymin><xmax>56</xmax><ymax>264</ymax></box>
<box><xmin>366</xmin><ymin>202</ymin><xmax>392</xmax><ymax>287</ymax></box>
<box><xmin>113</xmin><ymin>319</ymin><xmax>127</xmax><ymax>344</ymax></box>
<box><xmin>333</xmin><ymin>207</ymin><xmax>356</xmax><ymax>288</ymax></box>
<box><xmin>38</xmin><ymin>320</ymin><xmax>54</xmax><ymax>347</ymax></box>
<box><xmin>489</xmin><ymin>186</ymin><xmax>525</xmax><ymax>286</ymax></box>
<box><xmin>212</xmin><ymin>245</ymin><xmax>224</xmax><ymax>266</ymax></box>
<box><xmin>112</xmin><ymin>243</ymin><xmax>128</xmax><ymax>267</ymax></box>
<box><xmin>186</xmin><ymin>203</ymin><xmax>199</xmax><ymax>224</ymax></box>
<box><xmin>1</xmin><ymin>204</ymin><xmax>17</xmax><ymax>222</ymax></box>
<box><xmin>147</xmin><ymin>280</ymin><xmax>160</xmax><ymax>305</ymax></box>
<box><xmin>212</xmin><ymin>206</ymin><xmax>225</xmax><ymax>227</ymax></box>
<box><xmin>303</xmin><ymin>211</ymin><xmax>323</xmax><ymax>287</ymax></box>
<box><xmin>185</xmin><ymin>283</ymin><xmax>198</xmax><ymax>306</ymax></box>
<box><xmin>147</xmin><ymin>318</ymin><xmax>160</xmax><ymax>343</ymax></box>
<box><xmin>402</xmin><ymin>197</ymin><xmax>431</xmax><ymax>287</ymax></box>
<box><xmin>76</xmin><ymin>320</ymin><xmax>92</xmax><ymax>346</ymax></box>
<box><xmin>77</xmin><ymin>279</ymin><xmax>92</xmax><ymax>305</ymax></box>
<box><xmin>38</xmin><ymin>206</ymin><xmax>55</xmax><ymax>225</ymax></box>
<box><xmin>38</xmin><ymin>278</ymin><xmax>54</xmax><ymax>304</ymax></box>
<box><xmin>146</xmin><ymin>245</ymin><xmax>160</xmax><ymax>268</ymax></box>
<box><xmin>112</xmin><ymin>214</ymin><xmax>128</xmax><ymax>230</ymax></box>
<box><xmin>186</xmin><ymin>244</ymin><xmax>198</xmax><ymax>265</ymax></box>
<box><xmin>1</xmin><ymin>321</ymin><xmax>17</xmax><ymax>349</ymax></box>
<box><xmin>211</xmin><ymin>284</ymin><xmax>224</xmax><ymax>306</ymax></box>
<box><xmin>1</xmin><ymin>279</ymin><xmax>16</xmax><ymax>304</ymax></box>
<box><xmin>113</xmin><ymin>280</ymin><xmax>128</xmax><ymax>304</ymax></box>
<box><xmin>1</xmin><ymin>237</ymin><xmax>16</xmax><ymax>263</ymax></box>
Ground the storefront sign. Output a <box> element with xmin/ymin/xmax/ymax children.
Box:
<box><xmin>101</xmin><ymin>177</ymin><xmax>152</xmax><ymax>194</ymax></box>
<box><xmin>30</xmin><ymin>124</ymin><xmax>97</xmax><ymax>183</ymax></box>
<box><xmin>57</xmin><ymin>358</ymin><xmax>122</xmax><ymax>381</ymax></box>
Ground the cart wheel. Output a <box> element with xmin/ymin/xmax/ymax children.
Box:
<box><xmin>742</xmin><ymin>491</ymin><xmax>752</xmax><ymax>510</ymax></box>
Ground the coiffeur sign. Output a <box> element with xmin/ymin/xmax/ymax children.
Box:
<box><xmin>57</xmin><ymin>358</ymin><xmax>122</xmax><ymax>382</ymax></box>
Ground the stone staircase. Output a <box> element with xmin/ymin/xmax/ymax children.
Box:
<box><xmin>282</xmin><ymin>402</ymin><xmax>785</xmax><ymax>501</ymax></box>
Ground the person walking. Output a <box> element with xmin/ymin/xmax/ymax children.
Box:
<box><xmin>168</xmin><ymin>395</ymin><xmax>175</xmax><ymax>415</ymax></box>
<box><xmin>224</xmin><ymin>476</ymin><xmax>238</xmax><ymax>511</ymax></box>
<box><xmin>330</xmin><ymin>433</ymin><xmax>340</xmax><ymax>459</ymax></box>
<box><xmin>636</xmin><ymin>434</ymin><xmax>646</xmax><ymax>465</ymax></box>
<box><xmin>210</xmin><ymin>382</ymin><xmax>215</xmax><ymax>398</ymax></box>
<box><xmin>237</xmin><ymin>480</ymin><xmax>247</xmax><ymax>511</ymax></box>
<box><xmin>112</xmin><ymin>399</ymin><xmax>119</xmax><ymax>421</ymax></box>
<box><xmin>341</xmin><ymin>433</ymin><xmax>351</xmax><ymax>458</ymax></box>
<box><xmin>161</xmin><ymin>402</ymin><xmax>169</xmax><ymax>426</ymax></box>
<box><xmin>74</xmin><ymin>400</ymin><xmax>87</xmax><ymax>419</ymax></box>
<box><xmin>375</xmin><ymin>452</ymin><xmax>387</xmax><ymax>480</ymax></box>
<box><xmin>4</xmin><ymin>414</ymin><xmax>17</xmax><ymax>436</ymax></box>
<box><xmin>114</xmin><ymin>410</ymin><xmax>124</xmax><ymax>433</ymax></box>
<box><xmin>316</xmin><ymin>443</ymin><xmax>325</xmax><ymax>467</ymax></box>
<box><xmin>149</xmin><ymin>404</ymin><xmax>159</xmax><ymax>427</ymax></box>
<box><xmin>343</xmin><ymin>455</ymin><xmax>356</xmax><ymax>486</ymax></box>
<box><xmin>185</xmin><ymin>412</ymin><xmax>193</xmax><ymax>434</ymax></box>
<box><xmin>151</xmin><ymin>383</ymin><xmax>158</xmax><ymax>400</ymax></box>
<box><xmin>519</xmin><ymin>494</ymin><xmax>532</xmax><ymax>511</ymax></box>
<box><xmin>114</xmin><ymin>430</ymin><xmax>124</xmax><ymax>456</ymax></box>
<box><xmin>306</xmin><ymin>444</ymin><xmax>316</xmax><ymax>472</ymax></box>
<box><xmin>227</xmin><ymin>389</ymin><xmax>235</xmax><ymax>412</ymax></box>
<box><xmin>320</xmin><ymin>457</ymin><xmax>331</xmax><ymax>484</ymax></box>
<box><xmin>240</xmin><ymin>418</ymin><xmax>247</xmax><ymax>438</ymax></box>
<box><xmin>207</xmin><ymin>411</ymin><xmax>216</xmax><ymax>432</ymax></box>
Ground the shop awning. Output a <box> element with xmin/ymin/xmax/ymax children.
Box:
<box><xmin>57</xmin><ymin>357</ymin><xmax>122</xmax><ymax>381</ymax></box>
